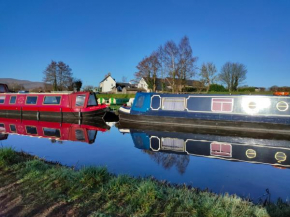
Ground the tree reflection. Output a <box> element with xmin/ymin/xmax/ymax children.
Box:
<box><xmin>142</xmin><ymin>150</ymin><xmax>190</xmax><ymax>174</ymax></box>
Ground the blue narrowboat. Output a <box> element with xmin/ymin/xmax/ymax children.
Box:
<box><xmin>118</xmin><ymin>92</ymin><xmax>290</xmax><ymax>133</ymax></box>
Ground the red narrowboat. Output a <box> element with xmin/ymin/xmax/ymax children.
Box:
<box><xmin>0</xmin><ymin>117</ymin><xmax>109</xmax><ymax>144</ymax></box>
<box><xmin>0</xmin><ymin>90</ymin><xmax>108</xmax><ymax>120</ymax></box>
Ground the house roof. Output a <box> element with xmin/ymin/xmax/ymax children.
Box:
<box><xmin>100</xmin><ymin>75</ymin><xmax>115</xmax><ymax>83</ymax></box>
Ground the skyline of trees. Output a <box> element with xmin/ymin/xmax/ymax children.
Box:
<box><xmin>135</xmin><ymin>36</ymin><xmax>198</xmax><ymax>93</ymax></box>
<box><xmin>134</xmin><ymin>36</ymin><xmax>251</xmax><ymax>93</ymax></box>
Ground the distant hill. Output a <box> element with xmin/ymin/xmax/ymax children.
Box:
<box><xmin>0</xmin><ymin>78</ymin><xmax>46</xmax><ymax>90</ymax></box>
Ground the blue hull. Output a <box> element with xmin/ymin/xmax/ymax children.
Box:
<box><xmin>119</xmin><ymin>92</ymin><xmax>290</xmax><ymax>133</ymax></box>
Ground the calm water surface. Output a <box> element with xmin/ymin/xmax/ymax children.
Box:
<box><xmin>1</xmin><ymin>118</ymin><xmax>290</xmax><ymax>202</ymax></box>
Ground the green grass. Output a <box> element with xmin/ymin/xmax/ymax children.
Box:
<box><xmin>1</xmin><ymin>147</ymin><xmax>289</xmax><ymax>216</ymax></box>
<box><xmin>96</xmin><ymin>91</ymin><xmax>274</xmax><ymax>98</ymax></box>
<box><xmin>207</xmin><ymin>91</ymin><xmax>274</xmax><ymax>95</ymax></box>
<box><xmin>96</xmin><ymin>93</ymin><xmax>135</xmax><ymax>99</ymax></box>
<box><xmin>109</xmin><ymin>105</ymin><xmax>121</xmax><ymax>110</ymax></box>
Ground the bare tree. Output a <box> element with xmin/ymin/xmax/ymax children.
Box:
<box><xmin>178</xmin><ymin>36</ymin><xmax>197</xmax><ymax>91</ymax></box>
<box><xmin>219</xmin><ymin>62</ymin><xmax>247</xmax><ymax>91</ymax></box>
<box><xmin>200</xmin><ymin>62</ymin><xmax>217</xmax><ymax>93</ymax></box>
<box><xmin>135</xmin><ymin>52</ymin><xmax>160</xmax><ymax>92</ymax></box>
<box><xmin>43</xmin><ymin>61</ymin><xmax>73</xmax><ymax>91</ymax></box>
<box><xmin>57</xmin><ymin>61</ymin><xmax>73</xmax><ymax>90</ymax></box>
<box><xmin>135</xmin><ymin>36</ymin><xmax>198</xmax><ymax>93</ymax></box>
<box><xmin>157</xmin><ymin>45</ymin><xmax>166</xmax><ymax>92</ymax></box>
<box><xmin>164</xmin><ymin>40</ymin><xmax>179</xmax><ymax>92</ymax></box>
<box><xmin>149</xmin><ymin>52</ymin><xmax>161</xmax><ymax>92</ymax></box>
<box><xmin>43</xmin><ymin>60</ymin><xmax>58</xmax><ymax>91</ymax></box>
<box><xmin>232</xmin><ymin>63</ymin><xmax>247</xmax><ymax>91</ymax></box>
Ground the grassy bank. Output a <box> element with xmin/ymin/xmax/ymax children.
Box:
<box><xmin>1</xmin><ymin>148</ymin><xmax>289</xmax><ymax>216</ymax></box>
<box><xmin>96</xmin><ymin>91</ymin><xmax>274</xmax><ymax>99</ymax></box>
<box><xmin>96</xmin><ymin>93</ymin><xmax>135</xmax><ymax>99</ymax></box>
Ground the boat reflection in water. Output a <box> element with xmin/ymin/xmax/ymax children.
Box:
<box><xmin>117</xmin><ymin>122</ymin><xmax>290</xmax><ymax>171</ymax></box>
<box><xmin>0</xmin><ymin>117</ymin><xmax>110</xmax><ymax>144</ymax></box>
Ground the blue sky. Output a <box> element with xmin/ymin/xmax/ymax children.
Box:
<box><xmin>0</xmin><ymin>0</ymin><xmax>289</xmax><ymax>88</ymax></box>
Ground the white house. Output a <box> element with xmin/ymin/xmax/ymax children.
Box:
<box><xmin>99</xmin><ymin>75</ymin><xmax>116</xmax><ymax>93</ymax></box>
<box><xmin>137</xmin><ymin>77</ymin><xmax>150</xmax><ymax>92</ymax></box>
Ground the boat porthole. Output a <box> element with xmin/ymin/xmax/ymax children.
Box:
<box><xmin>246</xmin><ymin>149</ymin><xmax>256</xmax><ymax>159</ymax></box>
<box><xmin>248</xmin><ymin>102</ymin><xmax>256</xmax><ymax>109</ymax></box>
<box><xmin>276</xmin><ymin>101</ymin><xmax>288</xmax><ymax>112</ymax></box>
<box><xmin>275</xmin><ymin>152</ymin><xmax>287</xmax><ymax>163</ymax></box>
<box><xmin>150</xmin><ymin>136</ymin><xmax>160</xmax><ymax>151</ymax></box>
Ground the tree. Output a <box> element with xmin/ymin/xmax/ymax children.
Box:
<box><xmin>43</xmin><ymin>60</ymin><xmax>58</xmax><ymax>91</ymax></box>
<box><xmin>157</xmin><ymin>45</ymin><xmax>166</xmax><ymax>92</ymax></box>
<box><xmin>200</xmin><ymin>62</ymin><xmax>217</xmax><ymax>93</ymax></box>
<box><xmin>164</xmin><ymin>40</ymin><xmax>179</xmax><ymax>92</ymax></box>
<box><xmin>56</xmin><ymin>61</ymin><xmax>73</xmax><ymax>90</ymax></box>
<box><xmin>73</xmin><ymin>79</ymin><xmax>82</xmax><ymax>91</ymax></box>
<box><xmin>149</xmin><ymin>52</ymin><xmax>161</xmax><ymax>92</ymax></box>
<box><xmin>219</xmin><ymin>62</ymin><xmax>247</xmax><ymax>91</ymax></box>
<box><xmin>135</xmin><ymin>36</ymin><xmax>197</xmax><ymax>93</ymax></box>
<box><xmin>135</xmin><ymin>52</ymin><xmax>161</xmax><ymax>92</ymax></box>
<box><xmin>43</xmin><ymin>61</ymin><xmax>73</xmax><ymax>91</ymax></box>
<box><xmin>178</xmin><ymin>36</ymin><xmax>197</xmax><ymax>90</ymax></box>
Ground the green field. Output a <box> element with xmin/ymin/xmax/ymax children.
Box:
<box><xmin>96</xmin><ymin>91</ymin><xmax>275</xmax><ymax>99</ymax></box>
<box><xmin>96</xmin><ymin>93</ymin><xmax>136</xmax><ymax>99</ymax></box>
<box><xmin>1</xmin><ymin>148</ymin><xmax>289</xmax><ymax>216</ymax></box>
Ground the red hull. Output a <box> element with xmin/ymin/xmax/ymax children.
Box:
<box><xmin>0</xmin><ymin>92</ymin><xmax>108</xmax><ymax>119</ymax></box>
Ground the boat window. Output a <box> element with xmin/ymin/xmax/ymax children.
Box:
<box><xmin>26</xmin><ymin>126</ymin><xmax>37</xmax><ymax>135</ymax></box>
<box><xmin>0</xmin><ymin>96</ymin><xmax>5</xmax><ymax>104</ymax></box>
<box><xmin>150</xmin><ymin>137</ymin><xmax>160</xmax><ymax>151</ymax></box>
<box><xmin>88</xmin><ymin>94</ymin><xmax>97</xmax><ymax>106</ymax></box>
<box><xmin>75</xmin><ymin>129</ymin><xmax>85</xmax><ymax>141</ymax></box>
<box><xmin>135</xmin><ymin>95</ymin><xmax>145</xmax><ymax>108</ymax></box>
<box><xmin>10</xmin><ymin>125</ymin><xmax>16</xmax><ymax>132</ymax></box>
<box><xmin>275</xmin><ymin>152</ymin><xmax>287</xmax><ymax>162</ymax></box>
<box><xmin>210</xmin><ymin>142</ymin><xmax>232</xmax><ymax>157</ymax></box>
<box><xmin>26</xmin><ymin>96</ymin><xmax>38</xmax><ymax>105</ymax></box>
<box><xmin>246</xmin><ymin>149</ymin><xmax>256</xmax><ymax>159</ymax></box>
<box><xmin>0</xmin><ymin>123</ymin><xmax>4</xmax><ymax>131</ymax></box>
<box><xmin>43</xmin><ymin>96</ymin><xmax>61</xmax><ymax>105</ymax></box>
<box><xmin>88</xmin><ymin>130</ymin><xmax>97</xmax><ymax>143</ymax></box>
<box><xmin>43</xmin><ymin>128</ymin><xmax>61</xmax><ymax>138</ymax></box>
<box><xmin>162</xmin><ymin>97</ymin><xmax>185</xmax><ymax>111</ymax></box>
<box><xmin>0</xmin><ymin>85</ymin><xmax>5</xmax><ymax>93</ymax></box>
<box><xmin>76</xmin><ymin>95</ymin><xmax>86</xmax><ymax>107</ymax></box>
<box><xmin>211</xmin><ymin>98</ymin><xmax>233</xmax><ymax>112</ymax></box>
<box><xmin>162</xmin><ymin>138</ymin><xmax>184</xmax><ymax>152</ymax></box>
<box><xmin>248</xmin><ymin>102</ymin><xmax>256</xmax><ymax>109</ymax></box>
<box><xmin>276</xmin><ymin>101</ymin><xmax>288</xmax><ymax>112</ymax></box>
<box><xmin>10</xmin><ymin>96</ymin><xmax>16</xmax><ymax>104</ymax></box>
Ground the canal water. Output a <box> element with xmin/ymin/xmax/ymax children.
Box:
<box><xmin>1</xmin><ymin>117</ymin><xmax>290</xmax><ymax>203</ymax></box>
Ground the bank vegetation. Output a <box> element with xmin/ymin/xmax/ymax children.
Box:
<box><xmin>0</xmin><ymin>148</ymin><xmax>289</xmax><ymax>216</ymax></box>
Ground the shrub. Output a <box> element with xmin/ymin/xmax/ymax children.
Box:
<box><xmin>209</xmin><ymin>84</ymin><xmax>228</xmax><ymax>92</ymax></box>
